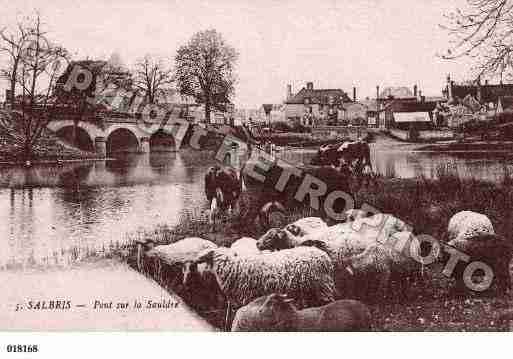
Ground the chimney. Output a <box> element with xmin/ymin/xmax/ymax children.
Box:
<box><xmin>286</xmin><ymin>84</ymin><xmax>292</xmax><ymax>100</ymax></box>
<box><xmin>353</xmin><ymin>87</ymin><xmax>357</xmax><ymax>102</ymax></box>
<box><xmin>413</xmin><ymin>85</ymin><xmax>418</xmax><ymax>97</ymax></box>
<box><xmin>306</xmin><ymin>82</ymin><xmax>314</xmax><ymax>90</ymax></box>
<box><xmin>376</xmin><ymin>85</ymin><xmax>380</xmax><ymax>100</ymax></box>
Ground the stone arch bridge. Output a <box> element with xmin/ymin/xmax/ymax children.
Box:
<box><xmin>47</xmin><ymin>116</ymin><xmax>189</xmax><ymax>156</ymax></box>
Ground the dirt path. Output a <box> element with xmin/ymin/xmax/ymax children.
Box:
<box><xmin>0</xmin><ymin>259</ymin><xmax>214</xmax><ymax>331</ymax></box>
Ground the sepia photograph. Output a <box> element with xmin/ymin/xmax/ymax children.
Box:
<box><xmin>1</xmin><ymin>0</ymin><xmax>513</xmax><ymax>340</ymax></box>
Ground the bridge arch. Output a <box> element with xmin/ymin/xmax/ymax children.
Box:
<box><xmin>48</xmin><ymin>120</ymin><xmax>106</xmax><ymax>140</ymax></box>
<box><xmin>55</xmin><ymin>126</ymin><xmax>95</xmax><ymax>152</ymax></box>
<box><xmin>149</xmin><ymin>129</ymin><xmax>176</xmax><ymax>152</ymax></box>
<box><xmin>106</xmin><ymin>128</ymin><xmax>140</xmax><ymax>154</ymax></box>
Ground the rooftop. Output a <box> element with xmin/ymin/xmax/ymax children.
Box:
<box><xmin>285</xmin><ymin>82</ymin><xmax>352</xmax><ymax>104</ymax></box>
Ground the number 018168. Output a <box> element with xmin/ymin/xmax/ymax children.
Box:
<box><xmin>6</xmin><ymin>344</ymin><xmax>39</xmax><ymax>353</ymax></box>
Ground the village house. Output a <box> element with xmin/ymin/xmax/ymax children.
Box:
<box><xmin>284</xmin><ymin>82</ymin><xmax>352</xmax><ymax>126</ymax></box>
<box><xmin>443</xmin><ymin>74</ymin><xmax>513</xmax><ymax>110</ymax></box>
<box><xmin>441</xmin><ymin>74</ymin><xmax>513</xmax><ymax>127</ymax></box>
<box><xmin>379</xmin><ymin>85</ymin><xmax>444</xmax><ymax>130</ymax></box>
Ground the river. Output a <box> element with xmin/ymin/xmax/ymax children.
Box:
<box><xmin>1</xmin><ymin>135</ymin><xmax>512</xmax><ymax>269</ymax></box>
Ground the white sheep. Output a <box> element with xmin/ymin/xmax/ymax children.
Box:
<box><xmin>145</xmin><ymin>237</ymin><xmax>218</xmax><ymax>266</ymax></box>
<box><xmin>303</xmin><ymin>231</ymin><xmax>423</xmax><ymax>301</ymax></box>
<box><xmin>145</xmin><ymin>237</ymin><xmax>217</xmax><ymax>285</ymax></box>
<box><xmin>257</xmin><ymin>213</ymin><xmax>408</xmax><ymax>252</ymax></box>
<box><xmin>230</xmin><ymin>237</ymin><xmax>261</xmax><ymax>256</ymax></box>
<box><xmin>189</xmin><ymin>246</ymin><xmax>336</xmax><ymax>308</ymax></box>
<box><xmin>231</xmin><ymin>293</ymin><xmax>372</xmax><ymax>331</ymax></box>
<box><xmin>447</xmin><ymin>210</ymin><xmax>495</xmax><ymax>244</ymax></box>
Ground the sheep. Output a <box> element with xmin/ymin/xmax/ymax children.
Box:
<box><xmin>284</xmin><ymin>217</ymin><xmax>328</xmax><ymax>237</ymax></box>
<box><xmin>230</xmin><ymin>237</ymin><xmax>261</xmax><ymax>256</ymax></box>
<box><xmin>447</xmin><ymin>210</ymin><xmax>495</xmax><ymax>243</ymax></box>
<box><xmin>257</xmin><ymin>213</ymin><xmax>407</xmax><ymax>252</ymax></box>
<box><xmin>231</xmin><ymin>293</ymin><xmax>371</xmax><ymax>331</ymax></box>
<box><xmin>303</xmin><ymin>231</ymin><xmax>423</xmax><ymax>302</ymax></box>
<box><xmin>182</xmin><ymin>260</ymin><xmax>225</xmax><ymax>311</ymax></box>
<box><xmin>344</xmin><ymin>209</ymin><xmax>368</xmax><ymax>222</ymax></box>
<box><xmin>257</xmin><ymin>221</ymin><xmax>354</xmax><ymax>251</ymax></box>
<box><xmin>444</xmin><ymin>233</ymin><xmax>512</xmax><ymax>296</ymax></box>
<box><xmin>190</xmin><ymin>246</ymin><xmax>336</xmax><ymax>309</ymax></box>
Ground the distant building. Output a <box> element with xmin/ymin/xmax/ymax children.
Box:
<box><xmin>443</xmin><ymin>74</ymin><xmax>513</xmax><ymax>111</ymax></box>
<box><xmin>380</xmin><ymin>85</ymin><xmax>442</xmax><ymax>130</ymax></box>
<box><xmin>284</xmin><ymin>82</ymin><xmax>352</xmax><ymax>126</ymax></box>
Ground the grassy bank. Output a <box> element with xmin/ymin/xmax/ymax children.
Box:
<box><xmin>127</xmin><ymin>166</ymin><xmax>513</xmax><ymax>331</ymax></box>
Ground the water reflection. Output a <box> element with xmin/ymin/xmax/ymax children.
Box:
<box><xmin>0</xmin><ymin>152</ymin><xmax>215</xmax><ymax>269</ymax></box>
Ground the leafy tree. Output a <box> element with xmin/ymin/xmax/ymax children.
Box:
<box><xmin>175</xmin><ymin>29</ymin><xmax>237</xmax><ymax>123</ymax></box>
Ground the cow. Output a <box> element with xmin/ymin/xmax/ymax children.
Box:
<box><xmin>205</xmin><ymin>166</ymin><xmax>246</xmax><ymax>226</ymax></box>
<box><xmin>243</xmin><ymin>159</ymin><xmax>352</xmax><ymax>228</ymax></box>
<box><xmin>337</xmin><ymin>140</ymin><xmax>372</xmax><ymax>175</ymax></box>
<box><xmin>310</xmin><ymin>142</ymin><xmax>344</xmax><ymax>166</ymax></box>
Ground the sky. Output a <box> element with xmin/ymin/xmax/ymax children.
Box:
<box><xmin>0</xmin><ymin>0</ymin><xmax>473</xmax><ymax>108</ymax></box>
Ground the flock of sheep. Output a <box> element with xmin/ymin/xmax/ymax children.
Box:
<box><xmin>136</xmin><ymin>210</ymin><xmax>512</xmax><ymax>331</ymax></box>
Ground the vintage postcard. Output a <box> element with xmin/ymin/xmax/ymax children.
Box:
<box><xmin>1</xmin><ymin>0</ymin><xmax>513</xmax><ymax>341</ymax></box>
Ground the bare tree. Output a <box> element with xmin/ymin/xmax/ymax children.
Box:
<box><xmin>0</xmin><ymin>19</ymin><xmax>31</xmax><ymax>107</ymax></box>
<box><xmin>133</xmin><ymin>55</ymin><xmax>173</xmax><ymax>104</ymax></box>
<box><xmin>442</xmin><ymin>0</ymin><xmax>513</xmax><ymax>80</ymax></box>
<box><xmin>175</xmin><ymin>29</ymin><xmax>237</xmax><ymax>123</ymax></box>
<box><xmin>13</xmin><ymin>14</ymin><xmax>69</xmax><ymax>159</ymax></box>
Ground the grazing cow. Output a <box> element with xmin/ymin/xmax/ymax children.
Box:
<box><xmin>337</xmin><ymin>140</ymin><xmax>372</xmax><ymax>174</ymax></box>
<box><xmin>311</xmin><ymin>139</ymin><xmax>372</xmax><ymax>173</ymax></box>
<box><xmin>310</xmin><ymin>142</ymin><xmax>344</xmax><ymax>166</ymax></box>
<box><xmin>205</xmin><ymin>166</ymin><xmax>245</xmax><ymax>225</ymax></box>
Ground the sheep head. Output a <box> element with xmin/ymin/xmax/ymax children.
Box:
<box><xmin>285</xmin><ymin>223</ymin><xmax>303</xmax><ymax>237</ymax></box>
<box><xmin>182</xmin><ymin>261</ymin><xmax>197</xmax><ymax>287</ymax></box>
<box><xmin>257</xmin><ymin>294</ymin><xmax>298</xmax><ymax>330</ymax></box>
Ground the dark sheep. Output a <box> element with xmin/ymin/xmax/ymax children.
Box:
<box><xmin>231</xmin><ymin>293</ymin><xmax>372</xmax><ymax>332</ymax></box>
<box><xmin>443</xmin><ymin>234</ymin><xmax>513</xmax><ymax>296</ymax></box>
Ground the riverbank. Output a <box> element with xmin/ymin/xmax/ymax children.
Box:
<box><xmin>128</xmin><ymin>170</ymin><xmax>513</xmax><ymax>331</ymax></box>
